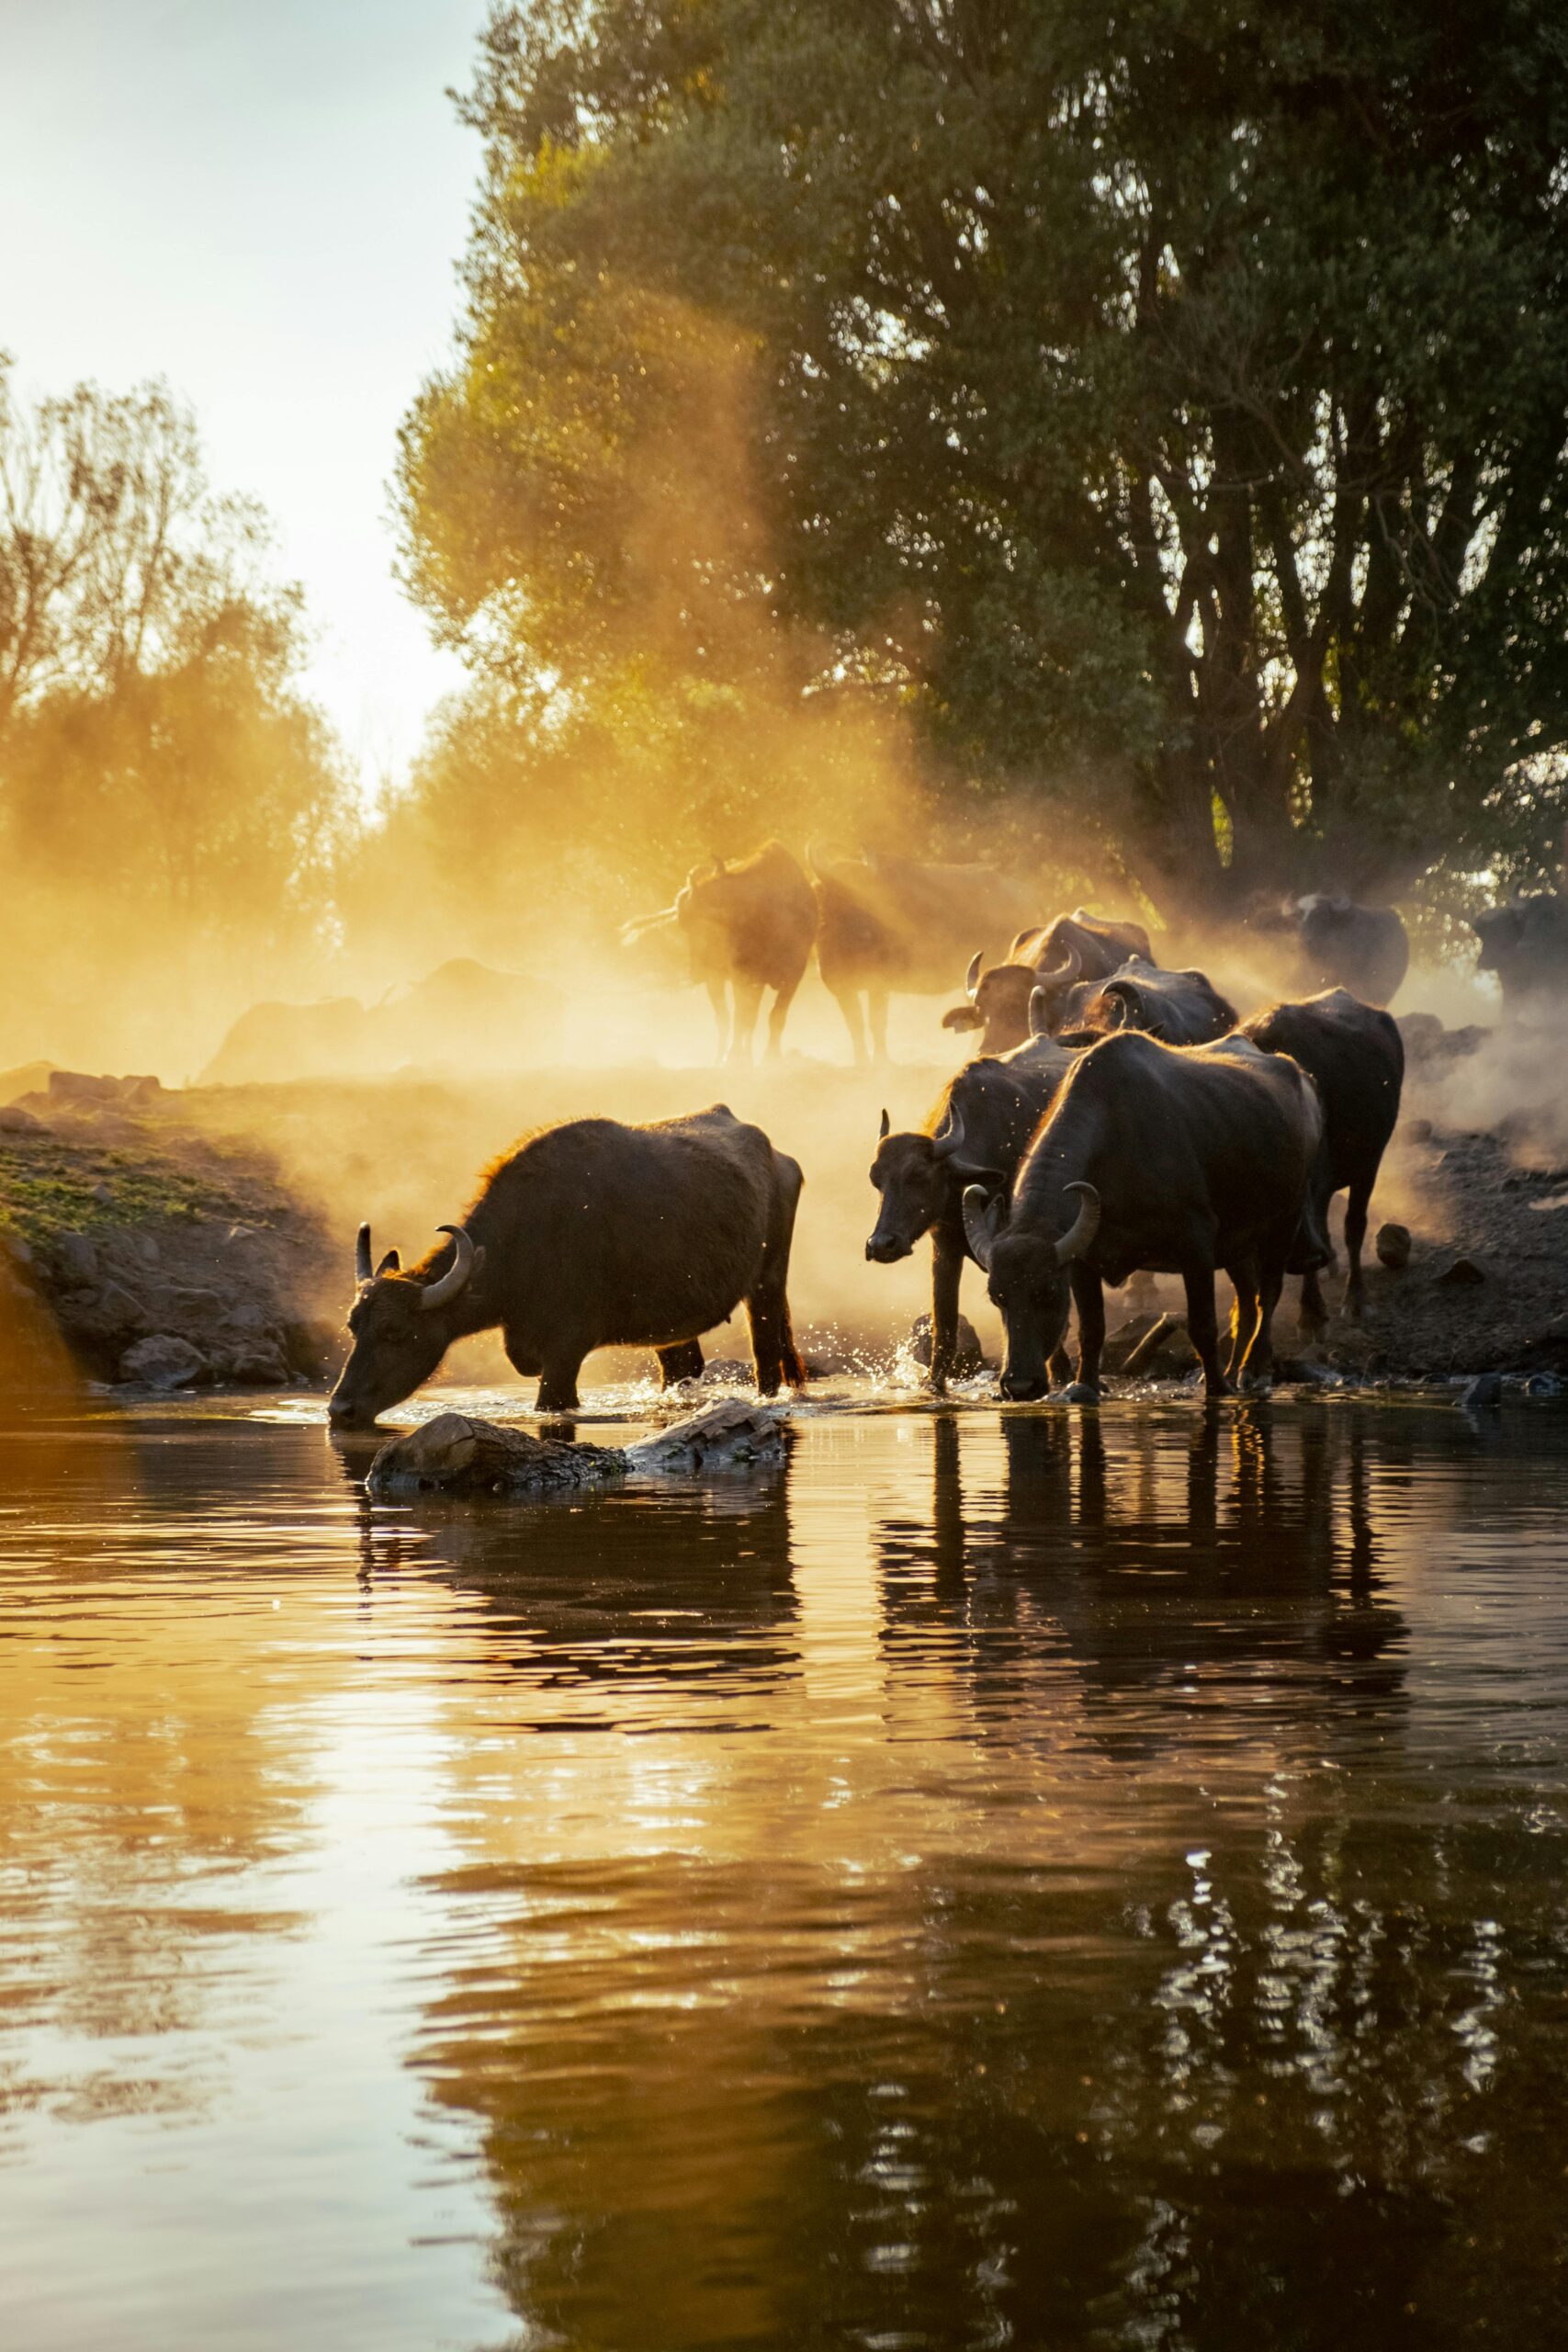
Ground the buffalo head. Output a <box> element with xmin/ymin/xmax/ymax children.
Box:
<box><xmin>327</xmin><ymin>1221</ymin><xmax>487</xmax><ymax>1428</ymax></box>
<box><xmin>866</xmin><ymin>1101</ymin><xmax>1002</xmax><ymax>1262</ymax></box>
<box><xmin>964</xmin><ymin>1180</ymin><xmax>1100</xmax><ymax>1399</ymax></box>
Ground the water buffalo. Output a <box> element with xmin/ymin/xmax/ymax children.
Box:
<box><xmin>621</xmin><ymin>842</ymin><xmax>818</xmax><ymax>1063</ymax></box>
<box><xmin>1056</xmin><ymin>958</ymin><xmax>1237</xmax><ymax>1047</ymax></box>
<box><xmin>328</xmin><ymin>1106</ymin><xmax>806</xmax><ymax>1423</ymax></box>
<box><xmin>865</xmin><ymin>1035</ymin><xmax>1080</xmax><ymax>1391</ymax></box>
<box><xmin>1243</xmin><ymin>989</ymin><xmax>1404</xmax><ymax>1329</ymax></box>
<box><xmin>810</xmin><ymin>845</ymin><xmax>1037</xmax><ymax>1064</ymax></box>
<box><xmin>1247</xmin><ymin>894</ymin><xmax>1409</xmax><ymax>1006</ymax></box>
<box><xmin>942</xmin><ymin>910</ymin><xmax>1153</xmax><ymax>1057</ymax></box>
<box><xmin>1472</xmin><ymin>893</ymin><xmax>1568</xmax><ymax>1012</ymax></box>
<box><xmin>962</xmin><ymin>1032</ymin><xmax>1325</xmax><ymax>1399</ymax></box>
<box><xmin>203</xmin><ymin>960</ymin><xmax>563</xmax><ymax>1084</ymax></box>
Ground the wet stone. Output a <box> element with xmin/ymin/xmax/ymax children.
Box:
<box><xmin>119</xmin><ymin>1333</ymin><xmax>207</xmax><ymax>1388</ymax></box>
<box><xmin>1375</xmin><ymin>1221</ymin><xmax>1412</xmax><ymax>1270</ymax></box>
<box><xmin>1458</xmin><ymin>1372</ymin><xmax>1504</xmax><ymax>1412</ymax></box>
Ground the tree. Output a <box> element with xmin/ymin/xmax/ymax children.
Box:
<box><xmin>400</xmin><ymin>0</ymin><xmax>1568</xmax><ymax>919</ymax></box>
<box><xmin>0</xmin><ymin>363</ymin><xmax>354</xmax><ymax>1068</ymax></box>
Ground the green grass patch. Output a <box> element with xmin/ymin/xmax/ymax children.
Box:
<box><xmin>0</xmin><ymin>1136</ymin><xmax>253</xmax><ymax>1246</ymax></box>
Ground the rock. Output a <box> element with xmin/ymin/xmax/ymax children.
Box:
<box><xmin>1115</xmin><ymin>1312</ymin><xmax>1199</xmax><ymax>1377</ymax></box>
<box><xmin>1375</xmin><ymin>1221</ymin><xmax>1412</xmax><ymax>1270</ymax></box>
<box><xmin>367</xmin><ymin>1400</ymin><xmax>789</xmax><ymax>1498</ymax></box>
<box><xmin>60</xmin><ymin>1279</ymin><xmax>147</xmax><ymax>1345</ymax></box>
<box><xmin>55</xmin><ymin>1231</ymin><xmax>98</xmax><ymax>1285</ymax></box>
<box><xmin>46</xmin><ymin>1069</ymin><xmax>161</xmax><ymax>1109</ymax></box>
<box><xmin>1051</xmin><ymin>1382</ymin><xmax>1100</xmax><ymax>1406</ymax></box>
<box><xmin>1438</xmin><ymin>1256</ymin><xmax>1486</xmax><ymax>1287</ymax></box>
<box><xmin>1457</xmin><ymin>1372</ymin><xmax>1503</xmax><ymax>1412</ymax></box>
<box><xmin>135</xmin><ymin>1234</ymin><xmax>161</xmax><ymax>1266</ymax></box>
<box><xmin>90</xmin><ymin>1182</ymin><xmax>114</xmax><ymax>1206</ymax></box>
<box><xmin>219</xmin><ymin>1344</ymin><xmax>289</xmax><ymax>1387</ymax></box>
<box><xmin>626</xmin><ymin>1401</ymin><xmax>787</xmax><ymax>1474</ymax></box>
<box><xmin>119</xmin><ymin>1333</ymin><xmax>207</xmax><ymax>1389</ymax></box>
<box><xmin>1525</xmin><ymin>1372</ymin><xmax>1563</xmax><ymax>1399</ymax></box>
<box><xmin>698</xmin><ymin>1356</ymin><xmax>752</xmax><ymax>1385</ymax></box>
<box><xmin>367</xmin><ymin>1411</ymin><xmax>626</xmax><ymax>1497</ymax></box>
<box><xmin>0</xmin><ymin>1105</ymin><xmax>42</xmax><ymax>1134</ymax></box>
<box><xmin>908</xmin><ymin>1311</ymin><xmax>986</xmax><ymax>1375</ymax></box>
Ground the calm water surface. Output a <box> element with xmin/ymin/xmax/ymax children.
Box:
<box><xmin>2</xmin><ymin>1390</ymin><xmax>1566</xmax><ymax>2350</ymax></box>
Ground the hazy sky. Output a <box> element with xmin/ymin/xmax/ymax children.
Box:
<box><xmin>1</xmin><ymin>0</ymin><xmax>490</xmax><ymax>780</ymax></box>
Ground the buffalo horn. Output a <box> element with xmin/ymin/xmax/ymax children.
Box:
<box><xmin>1039</xmin><ymin>936</ymin><xmax>1082</xmax><ymax>987</ymax></box>
<box><xmin>931</xmin><ymin>1101</ymin><xmax>966</xmax><ymax>1160</ymax></box>
<box><xmin>964</xmin><ymin>949</ymin><xmax>984</xmax><ymax>1001</ymax></box>
<box><xmin>355</xmin><ymin>1223</ymin><xmax>373</xmax><ymax>1283</ymax></box>
<box><xmin>878</xmin><ymin>1106</ymin><xmax>891</xmax><ymax>1139</ymax></box>
<box><xmin>961</xmin><ymin>1183</ymin><xmax>1002</xmax><ymax>1272</ymax></box>
<box><xmin>420</xmin><ymin>1223</ymin><xmax>479</xmax><ymax>1312</ymax></box>
<box><xmin>1054</xmin><ymin>1182</ymin><xmax>1101</xmax><ymax>1265</ymax></box>
<box><xmin>1027</xmin><ymin>986</ymin><xmax>1051</xmax><ymax>1038</ymax></box>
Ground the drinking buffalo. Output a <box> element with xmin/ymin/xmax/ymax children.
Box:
<box><xmin>1243</xmin><ymin>989</ymin><xmax>1404</xmax><ymax>1328</ymax></box>
<box><xmin>1472</xmin><ymin>893</ymin><xmax>1568</xmax><ymax>1012</ymax></box>
<box><xmin>621</xmin><ymin>841</ymin><xmax>818</xmax><ymax>1062</ymax></box>
<box><xmin>1057</xmin><ymin>959</ymin><xmax>1237</xmax><ymax>1047</ymax></box>
<box><xmin>328</xmin><ymin>1106</ymin><xmax>806</xmax><ymax>1423</ymax></box>
<box><xmin>865</xmin><ymin>1035</ymin><xmax>1079</xmax><ymax>1391</ymax></box>
<box><xmin>962</xmin><ymin>1033</ymin><xmax>1325</xmax><ymax>1399</ymax></box>
<box><xmin>942</xmin><ymin>910</ymin><xmax>1154</xmax><ymax>1056</ymax></box>
<box><xmin>810</xmin><ymin>845</ymin><xmax>1037</xmax><ymax>1064</ymax></box>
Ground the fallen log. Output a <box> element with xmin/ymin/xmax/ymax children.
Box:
<box><xmin>366</xmin><ymin>1398</ymin><xmax>787</xmax><ymax>1498</ymax></box>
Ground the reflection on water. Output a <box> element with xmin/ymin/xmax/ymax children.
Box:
<box><xmin>2</xmin><ymin>1395</ymin><xmax>1567</xmax><ymax>2349</ymax></box>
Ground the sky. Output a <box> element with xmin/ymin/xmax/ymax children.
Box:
<box><xmin>0</xmin><ymin>0</ymin><xmax>489</xmax><ymax>784</ymax></box>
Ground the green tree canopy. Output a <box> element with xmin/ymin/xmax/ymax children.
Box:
<box><xmin>400</xmin><ymin>0</ymin><xmax>1568</xmax><ymax>918</ymax></box>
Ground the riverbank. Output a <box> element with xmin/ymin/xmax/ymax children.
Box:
<box><xmin>5</xmin><ymin>1019</ymin><xmax>1567</xmax><ymax>1396</ymax></box>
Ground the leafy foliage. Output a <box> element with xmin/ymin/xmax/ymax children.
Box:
<box><xmin>400</xmin><ymin>0</ymin><xmax>1568</xmax><ymax>914</ymax></box>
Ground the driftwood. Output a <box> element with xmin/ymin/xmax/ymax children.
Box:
<box><xmin>366</xmin><ymin>1399</ymin><xmax>787</xmax><ymax>1498</ymax></box>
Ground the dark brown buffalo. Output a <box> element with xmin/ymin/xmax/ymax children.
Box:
<box><xmin>1247</xmin><ymin>894</ymin><xmax>1410</xmax><ymax>1006</ymax></box>
<box><xmin>942</xmin><ymin>910</ymin><xmax>1154</xmax><ymax>1056</ymax></box>
<box><xmin>810</xmin><ymin>846</ymin><xmax>1037</xmax><ymax>1064</ymax></box>
<box><xmin>1056</xmin><ymin>959</ymin><xmax>1237</xmax><ymax>1047</ymax></box>
<box><xmin>621</xmin><ymin>842</ymin><xmax>818</xmax><ymax>1063</ymax></box>
<box><xmin>1472</xmin><ymin>892</ymin><xmax>1568</xmax><ymax>1012</ymax></box>
<box><xmin>1242</xmin><ymin>989</ymin><xmax>1404</xmax><ymax>1329</ymax></box>
<box><xmin>865</xmin><ymin>1035</ymin><xmax>1080</xmax><ymax>1391</ymax></box>
<box><xmin>963</xmin><ymin>1032</ymin><xmax>1324</xmax><ymax>1399</ymax></box>
<box><xmin>202</xmin><ymin>960</ymin><xmax>563</xmax><ymax>1085</ymax></box>
<box><xmin>328</xmin><ymin>1106</ymin><xmax>806</xmax><ymax>1423</ymax></box>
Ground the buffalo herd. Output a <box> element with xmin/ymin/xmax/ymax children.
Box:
<box><xmin>332</xmin><ymin>869</ymin><xmax>1415</xmax><ymax>1421</ymax></box>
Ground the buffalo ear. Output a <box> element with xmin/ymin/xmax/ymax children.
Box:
<box><xmin>942</xmin><ymin>1005</ymin><xmax>982</xmax><ymax>1032</ymax></box>
<box><xmin>949</xmin><ymin>1159</ymin><xmax>1006</xmax><ymax>1185</ymax></box>
<box><xmin>376</xmin><ymin>1249</ymin><xmax>400</xmax><ymax>1275</ymax></box>
<box><xmin>878</xmin><ymin>1107</ymin><xmax>890</xmax><ymax>1139</ymax></box>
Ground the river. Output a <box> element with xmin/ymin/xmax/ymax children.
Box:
<box><xmin>2</xmin><ymin>1392</ymin><xmax>1565</xmax><ymax>2348</ymax></box>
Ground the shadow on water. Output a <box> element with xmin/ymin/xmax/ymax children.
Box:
<box><xmin>2</xmin><ymin>1396</ymin><xmax>1568</xmax><ymax>2348</ymax></box>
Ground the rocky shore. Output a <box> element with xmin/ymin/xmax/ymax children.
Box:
<box><xmin>0</xmin><ymin>1070</ymin><xmax>336</xmax><ymax>1392</ymax></box>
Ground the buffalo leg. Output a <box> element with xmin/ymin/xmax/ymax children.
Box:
<box><xmin>657</xmin><ymin>1340</ymin><xmax>705</xmax><ymax>1388</ymax></box>
<box><xmin>765</xmin><ymin>971</ymin><xmax>802</xmax><ymax>1057</ymax></box>
<box><xmin>866</xmin><ymin>990</ymin><xmax>890</xmax><ymax>1063</ymax></box>
<box><xmin>1069</xmin><ymin>1265</ymin><xmax>1106</xmax><ymax>1392</ymax></box>
<box><xmin>929</xmin><ymin>1228</ymin><xmax>964</xmax><ymax>1395</ymax></box>
<box><xmin>1182</xmin><ymin>1264</ymin><xmax>1228</xmax><ymax>1396</ymax></box>
<box><xmin>1298</xmin><ymin>1266</ymin><xmax>1329</xmax><ymax>1338</ymax></box>
<box><xmin>1226</xmin><ymin>1259</ymin><xmax>1262</xmax><ymax>1386</ymax></box>
<box><xmin>1239</xmin><ymin>1236</ymin><xmax>1290</xmax><ymax>1389</ymax></box>
<box><xmin>536</xmin><ymin>1351</ymin><xmax>585</xmax><ymax>1412</ymax></box>
<box><xmin>1344</xmin><ymin>1176</ymin><xmax>1372</xmax><ymax>1317</ymax></box>
<box><xmin>705</xmin><ymin>976</ymin><xmax>731</xmax><ymax>1063</ymax></box>
<box><xmin>731</xmin><ymin>978</ymin><xmax>764</xmax><ymax>1065</ymax></box>
<box><xmin>831</xmin><ymin>987</ymin><xmax>869</xmax><ymax>1066</ymax></box>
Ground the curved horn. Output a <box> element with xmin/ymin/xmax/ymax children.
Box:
<box><xmin>1053</xmin><ymin>1182</ymin><xmax>1101</xmax><ymax>1265</ymax></box>
<box><xmin>962</xmin><ymin>1183</ymin><xmax>1002</xmax><ymax>1272</ymax></box>
<box><xmin>931</xmin><ymin>1100</ymin><xmax>967</xmax><ymax>1160</ymax></box>
<box><xmin>619</xmin><ymin>906</ymin><xmax>679</xmax><ymax>944</ymax></box>
<box><xmin>1028</xmin><ymin>986</ymin><xmax>1052</xmax><ymax>1038</ymax></box>
<box><xmin>1039</xmin><ymin>935</ymin><xmax>1082</xmax><ymax>987</ymax></box>
<box><xmin>878</xmin><ymin>1106</ymin><xmax>890</xmax><ymax>1139</ymax></box>
<box><xmin>355</xmin><ymin>1223</ymin><xmax>373</xmax><ymax>1283</ymax></box>
<box><xmin>419</xmin><ymin>1223</ymin><xmax>478</xmax><ymax>1313</ymax></box>
<box><xmin>964</xmin><ymin>949</ymin><xmax>984</xmax><ymax>1002</ymax></box>
<box><xmin>805</xmin><ymin>836</ymin><xmax>831</xmax><ymax>884</ymax></box>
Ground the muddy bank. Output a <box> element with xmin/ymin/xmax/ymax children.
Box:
<box><xmin>0</xmin><ymin>1073</ymin><xmax>336</xmax><ymax>1391</ymax></box>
